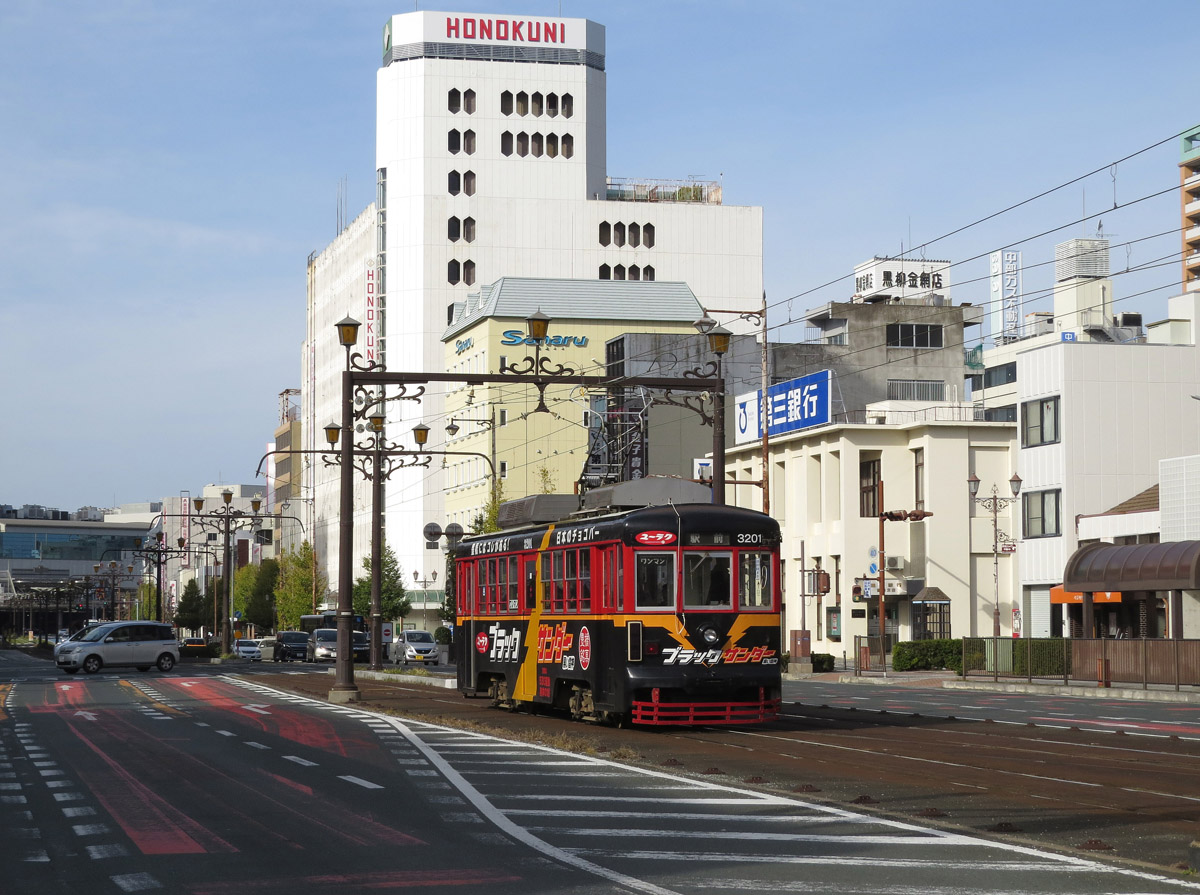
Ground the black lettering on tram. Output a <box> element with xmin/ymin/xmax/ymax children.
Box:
<box><xmin>453</xmin><ymin>503</ymin><xmax>782</xmax><ymax>726</ymax></box>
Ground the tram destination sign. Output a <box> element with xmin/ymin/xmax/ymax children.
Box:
<box><xmin>734</xmin><ymin>370</ymin><xmax>831</xmax><ymax>445</ymax></box>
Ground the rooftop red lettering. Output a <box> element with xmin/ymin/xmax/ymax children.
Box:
<box><xmin>479</xmin><ymin>19</ymin><xmax>492</xmax><ymax>39</ymax></box>
<box><xmin>544</xmin><ymin>23</ymin><xmax>557</xmax><ymax>43</ymax></box>
<box><xmin>445</xmin><ymin>17</ymin><xmax>460</xmax><ymax>38</ymax></box>
<box><xmin>463</xmin><ymin>18</ymin><xmax>475</xmax><ymax>39</ymax></box>
<box><xmin>496</xmin><ymin>20</ymin><xmax>508</xmax><ymax>40</ymax></box>
<box><xmin>511</xmin><ymin>20</ymin><xmax>523</xmax><ymax>40</ymax></box>
<box><xmin>528</xmin><ymin>21</ymin><xmax>540</xmax><ymax>42</ymax></box>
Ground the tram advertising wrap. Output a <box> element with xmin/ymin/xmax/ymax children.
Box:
<box><xmin>453</xmin><ymin>503</ymin><xmax>782</xmax><ymax>726</ymax></box>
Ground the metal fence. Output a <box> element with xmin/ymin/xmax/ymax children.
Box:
<box><xmin>853</xmin><ymin>635</ymin><xmax>888</xmax><ymax>673</ymax></box>
<box><xmin>961</xmin><ymin>637</ymin><xmax>1200</xmax><ymax>690</ymax></box>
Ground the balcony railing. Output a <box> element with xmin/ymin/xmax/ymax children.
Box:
<box><xmin>961</xmin><ymin>637</ymin><xmax>1200</xmax><ymax>689</ymax></box>
<box><xmin>606</xmin><ymin>177</ymin><xmax>722</xmax><ymax>204</ymax></box>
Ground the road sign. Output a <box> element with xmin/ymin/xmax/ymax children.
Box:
<box><xmin>868</xmin><ymin>562</ymin><xmax>878</xmax><ymax>576</ymax></box>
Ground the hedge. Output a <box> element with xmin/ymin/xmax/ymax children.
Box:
<box><xmin>891</xmin><ymin>639</ymin><xmax>962</xmax><ymax>673</ymax></box>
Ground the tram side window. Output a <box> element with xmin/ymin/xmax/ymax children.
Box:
<box><xmin>600</xmin><ymin>548</ymin><xmax>619</xmax><ymax>611</ymax></box>
<box><xmin>739</xmin><ymin>551</ymin><xmax>773</xmax><ymax>609</ymax></box>
<box><xmin>636</xmin><ymin>554</ymin><xmax>675</xmax><ymax>609</ymax></box>
<box><xmin>553</xmin><ymin>551</ymin><xmax>566</xmax><ymax>612</ymax></box>
<box><xmin>508</xmin><ymin>556</ymin><xmax>520</xmax><ymax>612</ymax></box>
<box><xmin>475</xmin><ymin>559</ymin><xmax>487</xmax><ymax>614</ymax></box>
<box><xmin>683</xmin><ymin>552</ymin><xmax>732</xmax><ymax>608</ymax></box>
<box><xmin>564</xmin><ymin>550</ymin><xmax>577</xmax><ymax>612</ymax></box>
<box><xmin>578</xmin><ymin>550</ymin><xmax>591</xmax><ymax>612</ymax></box>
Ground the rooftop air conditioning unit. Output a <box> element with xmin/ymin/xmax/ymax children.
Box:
<box><xmin>886</xmin><ymin>556</ymin><xmax>905</xmax><ymax>571</ymax></box>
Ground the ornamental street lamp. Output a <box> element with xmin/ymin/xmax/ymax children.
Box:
<box><xmin>968</xmin><ymin>473</ymin><xmax>1023</xmax><ymax>638</ymax></box>
<box><xmin>329</xmin><ymin>311</ymin><xmax>721</xmax><ymax>702</ymax></box>
<box><xmin>131</xmin><ymin>533</ymin><xmax>191</xmax><ymax>623</ymax></box>
<box><xmin>190</xmin><ymin>489</ymin><xmax>263</xmax><ymax>655</ymax></box>
<box><xmin>92</xmin><ymin>560</ymin><xmax>136</xmax><ymax>620</ymax></box>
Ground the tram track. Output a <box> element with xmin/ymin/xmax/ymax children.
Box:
<box><xmin>256</xmin><ymin>671</ymin><xmax>1200</xmax><ymax>872</ymax></box>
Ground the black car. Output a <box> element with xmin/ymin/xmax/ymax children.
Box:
<box><xmin>351</xmin><ymin>631</ymin><xmax>369</xmax><ymax>663</ymax></box>
<box><xmin>274</xmin><ymin>630</ymin><xmax>310</xmax><ymax>662</ymax></box>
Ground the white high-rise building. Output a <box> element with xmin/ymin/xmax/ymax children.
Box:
<box><xmin>305</xmin><ymin>10</ymin><xmax>764</xmax><ymax>592</ymax></box>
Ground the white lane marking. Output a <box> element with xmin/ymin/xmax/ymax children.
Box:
<box><xmin>242</xmin><ymin>704</ymin><xmax>272</xmax><ymax>715</ymax></box>
<box><xmin>501</xmin><ymin>795</ymin><xmax>774</xmax><ymax>804</ymax></box>
<box><xmin>1121</xmin><ymin>786</ymin><xmax>1200</xmax><ymax>804</ymax></box>
<box><xmin>0</xmin><ymin>782</ymin><xmax>22</xmax><ymax>791</ymax></box>
<box><xmin>244</xmin><ymin>742</ymin><xmax>270</xmax><ymax>750</ymax></box>
<box><xmin>53</xmin><ymin>793</ymin><xmax>83</xmax><ymax>802</ymax></box>
<box><xmin>46</xmin><ymin>780</ymin><xmax>73</xmax><ymax>789</ymax></box>
<box><xmin>283</xmin><ymin>756</ymin><xmax>318</xmax><ymax>767</ymax></box>
<box><xmin>111</xmin><ymin>872</ymin><xmax>162</xmax><ymax>891</ymax></box>
<box><xmin>63</xmin><ymin>806</ymin><xmax>96</xmax><ymax>817</ymax></box>
<box><xmin>338</xmin><ymin>776</ymin><xmax>384</xmax><ymax>790</ymax></box>
<box><xmin>73</xmin><ymin>823</ymin><xmax>110</xmax><ymax>836</ymax></box>
<box><xmin>23</xmin><ymin>849</ymin><xmax>50</xmax><ymax>862</ymax></box>
<box><xmin>215</xmin><ymin>730</ymin><xmax>236</xmax><ymax>737</ymax></box>
<box><xmin>1</xmin><ymin>796</ymin><xmax>28</xmax><ymax>804</ymax></box>
<box><xmin>568</xmin><ymin>851</ymin><xmax>1090</xmax><ymax>871</ymax></box>
<box><xmin>33</xmin><ymin>761</ymin><xmax>56</xmax><ymax>767</ymax></box>
<box><xmin>505</xmin><ymin>810</ymin><xmax>869</xmax><ymax>823</ymax></box>
<box><xmin>87</xmin><ymin>843</ymin><xmax>129</xmax><ymax>859</ymax></box>
<box><xmin>537</xmin><ymin>828</ymin><xmax>968</xmax><ymax>845</ymax></box>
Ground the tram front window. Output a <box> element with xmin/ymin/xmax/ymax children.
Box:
<box><xmin>636</xmin><ymin>554</ymin><xmax>675</xmax><ymax>609</ymax></box>
<box><xmin>684</xmin><ymin>552</ymin><xmax>732</xmax><ymax>608</ymax></box>
<box><xmin>739</xmin><ymin>551</ymin><xmax>772</xmax><ymax>609</ymax></box>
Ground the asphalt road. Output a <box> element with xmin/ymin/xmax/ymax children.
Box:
<box><xmin>2</xmin><ymin>649</ymin><xmax>1198</xmax><ymax>894</ymax></box>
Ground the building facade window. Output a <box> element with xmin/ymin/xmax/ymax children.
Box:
<box><xmin>886</xmin><ymin>323</ymin><xmax>944</xmax><ymax>348</ymax></box>
<box><xmin>448</xmin><ymin>170</ymin><xmax>461</xmax><ymax>194</ymax></box>
<box><xmin>463</xmin><ymin>89</ymin><xmax>476</xmax><ymax>113</ymax></box>
<box><xmin>886</xmin><ymin>379</ymin><xmax>945</xmax><ymax>401</ymax></box>
<box><xmin>983</xmin><ymin>361</ymin><xmax>1017</xmax><ymax>389</ymax></box>
<box><xmin>913</xmin><ymin>447</ymin><xmax>924</xmax><ymax>510</ymax></box>
<box><xmin>1023</xmin><ymin>489</ymin><xmax>1061</xmax><ymax>538</ymax></box>
<box><xmin>447</xmin><ymin>89</ymin><xmax>461</xmax><ymax>113</ymax></box>
<box><xmin>463</xmin><ymin>171</ymin><xmax>476</xmax><ymax>195</ymax></box>
<box><xmin>984</xmin><ymin>405</ymin><xmax>1017</xmax><ymax>422</ymax></box>
<box><xmin>859</xmin><ymin>458</ymin><xmax>880</xmax><ymax>517</ymax></box>
<box><xmin>1022</xmin><ymin>396</ymin><xmax>1059</xmax><ymax>447</ymax></box>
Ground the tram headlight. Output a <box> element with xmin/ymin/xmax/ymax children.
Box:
<box><xmin>699</xmin><ymin>626</ymin><xmax>720</xmax><ymax>646</ymax></box>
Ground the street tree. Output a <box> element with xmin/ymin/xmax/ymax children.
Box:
<box><xmin>174</xmin><ymin>579</ymin><xmax>204</xmax><ymax>634</ymax></box>
<box><xmin>276</xmin><ymin>541</ymin><xmax>326</xmax><ymax>631</ymax></box>
<box><xmin>245</xmin><ymin>558</ymin><xmax>279</xmax><ymax>630</ymax></box>
<box><xmin>352</xmin><ymin>540</ymin><xmax>410</xmax><ymax>623</ymax></box>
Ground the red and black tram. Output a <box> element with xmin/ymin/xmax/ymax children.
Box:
<box><xmin>453</xmin><ymin>502</ymin><xmax>782</xmax><ymax>726</ymax></box>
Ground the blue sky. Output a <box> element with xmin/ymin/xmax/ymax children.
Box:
<box><xmin>1</xmin><ymin>0</ymin><xmax>1193</xmax><ymax>510</ymax></box>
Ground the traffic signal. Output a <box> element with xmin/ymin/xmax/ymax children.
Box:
<box><xmin>851</xmin><ymin>584</ymin><xmax>864</xmax><ymax>602</ymax></box>
<box><xmin>880</xmin><ymin>509</ymin><xmax>934</xmax><ymax>522</ymax></box>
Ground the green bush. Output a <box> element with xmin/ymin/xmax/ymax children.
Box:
<box><xmin>811</xmin><ymin>652</ymin><xmax>836</xmax><ymax>673</ymax></box>
<box><xmin>892</xmin><ymin>639</ymin><xmax>962</xmax><ymax>673</ymax></box>
<box><xmin>433</xmin><ymin>626</ymin><xmax>452</xmax><ymax>645</ymax></box>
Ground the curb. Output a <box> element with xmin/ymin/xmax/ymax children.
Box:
<box><xmin>943</xmin><ymin>679</ymin><xmax>1200</xmax><ymax>704</ymax></box>
<box><xmin>330</xmin><ymin>667</ymin><xmax>459</xmax><ymax>689</ymax></box>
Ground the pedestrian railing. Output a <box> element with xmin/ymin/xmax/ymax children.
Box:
<box><xmin>853</xmin><ymin>635</ymin><xmax>888</xmax><ymax>674</ymax></box>
<box><xmin>961</xmin><ymin>637</ymin><xmax>1200</xmax><ymax>690</ymax></box>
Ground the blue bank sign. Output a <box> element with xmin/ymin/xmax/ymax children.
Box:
<box><xmin>734</xmin><ymin>370</ymin><xmax>831</xmax><ymax>445</ymax></box>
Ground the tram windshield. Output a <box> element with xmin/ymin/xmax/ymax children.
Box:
<box><xmin>635</xmin><ymin>554</ymin><xmax>675</xmax><ymax>608</ymax></box>
<box><xmin>683</xmin><ymin>552</ymin><xmax>732</xmax><ymax>608</ymax></box>
<box><xmin>739</xmin><ymin>552</ymin><xmax>773</xmax><ymax>609</ymax></box>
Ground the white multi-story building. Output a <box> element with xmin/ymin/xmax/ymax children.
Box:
<box><xmin>303</xmin><ymin>10</ymin><xmax>764</xmax><ymax>588</ymax></box>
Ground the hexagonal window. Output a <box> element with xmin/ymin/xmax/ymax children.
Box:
<box><xmin>516</xmin><ymin>91</ymin><xmax>529</xmax><ymax>115</ymax></box>
<box><xmin>501</xmin><ymin>91</ymin><xmax>513</xmax><ymax>115</ymax></box>
<box><xmin>448</xmin><ymin>170</ymin><xmax>461</xmax><ymax>195</ymax></box>
<box><xmin>448</xmin><ymin>260</ymin><xmax>461</xmax><ymax>285</ymax></box>
<box><xmin>463</xmin><ymin>217</ymin><xmax>476</xmax><ymax>243</ymax></box>
<box><xmin>448</xmin><ymin>89</ymin><xmax>461</xmax><ymax>113</ymax></box>
<box><xmin>628</xmin><ymin>265</ymin><xmax>641</xmax><ymax>281</ymax></box>
<box><xmin>546</xmin><ymin>133</ymin><xmax>558</xmax><ymax>158</ymax></box>
<box><xmin>448</xmin><ymin>129</ymin><xmax>461</xmax><ymax>154</ymax></box>
<box><xmin>628</xmin><ymin>223</ymin><xmax>641</xmax><ymax>248</ymax></box>
<box><xmin>501</xmin><ymin>132</ymin><xmax>513</xmax><ymax>156</ymax></box>
<box><xmin>599</xmin><ymin>222</ymin><xmax>611</xmax><ymax>246</ymax></box>
<box><xmin>643</xmin><ymin>265</ymin><xmax>655</xmax><ymax>281</ymax></box>
<box><xmin>613</xmin><ymin>264</ymin><xmax>626</xmax><ymax>280</ymax></box>
<box><xmin>599</xmin><ymin>264</ymin><xmax>611</xmax><ymax>280</ymax></box>
<box><xmin>463</xmin><ymin>259</ymin><xmax>476</xmax><ymax>286</ymax></box>
<box><xmin>547</xmin><ymin>93</ymin><xmax>559</xmax><ymax>117</ymax></box>
<box><xmin>643</xmin><ymin>223</ymin><xmax>655</xmax><ymax>248</ymax></box>
<box><xmin>531</xmin><ymin>133</ymin><xmax>543</xmax><ymax>158</ymax></box>
<box><xmin>562</xmin><ymin>134</ymin><xmax>574</xmax><ymax>158</ymax></box>
<box><xmin>463</xmin><ymin>129</ymin><xmax>476</xmax><ymax>154</ymax></box>
<box><xmin>447</xmin><ymin>216</ymin><xmax>461</xmax><ymax>242</ymax></box>
<box><xmin>464</xmin><ymin>89</ymin><xmax>476</xmax><ymax>113</ymax></box>
<box><xmin>517</xmin><ymin>132</ymin><xmax>529</xmax><ymax>157</ymax></box>
<box><xmin>614</xmin><ymin>222</ymin><xmax>626</xmax><ymax>247</ymax></box>
<box><xmin>531</xmin><ymin>92</ymin><xmax>543</xmax><ymax>116</ymax></box>
<box><xmin>463</xmin><ymin>171</ymin><xmax>476</xmax><ymax>196</ymax></box>
<box><xmin>561</xmin><ymin>93</ymin><xmax>573</xmax><ymax>117</ymax></box>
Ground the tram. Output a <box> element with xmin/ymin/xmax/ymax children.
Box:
<box><xmin>453</xmin><ymin>497</ymin><xmax>782</xmax><ymax>726</ymax></box>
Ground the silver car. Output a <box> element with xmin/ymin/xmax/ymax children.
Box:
<box><xmin>233</xmin><ymin>639</ymin><xmax>262</xmax><ymax>661</ymax></box>
<box><xmin>56</xmin><ymin>622</ymin><xmax>179</xmax><ymax>674</ymax></box>
<box><xmin>391</xmin><ymin>630</ymin><xmax>439</xmax><ymax>665</ymax></box>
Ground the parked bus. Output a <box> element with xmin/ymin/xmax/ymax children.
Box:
<box><xmin>299</xmin><ymin>612</ymin><xmax>365</xmax><ymax>635</ymax></box>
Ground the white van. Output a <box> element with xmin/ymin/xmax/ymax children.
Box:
<box><xmin>56</xmin><ymin>621</ymin><xmax>179</xmax><ymax>674</ymax></box>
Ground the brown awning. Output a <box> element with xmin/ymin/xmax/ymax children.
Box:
<box><xmin>1062</xmin><ymin>540</ymin><xmax>1200</xmax><ymax>592</ymax></box>
<box><xmin>913</xmin><ymin>586</ymin><xmax>949</xmax><ymax>602</ymax></box>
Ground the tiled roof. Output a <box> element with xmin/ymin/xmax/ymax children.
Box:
<box><xmin>444</xmin><ymin>277</ymin><xmax>704</xmax><ymax>340</ymax></box>
<box><xmin>1102</xmin><ymin>484</ymin><xmax>1160</xmax><ymax>515</ymax></box>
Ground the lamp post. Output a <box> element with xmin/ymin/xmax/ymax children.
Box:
<box><xmin>693</xmin><ymin>315</ymin><xmax>731</xmax><ymax>505</ymax></box>
<box><xmin>446</xmin><ymin>409</ymin><xmax>499</xmax><ymax>509</ymax></box>
<box><xmin>968</xmin><ymin>473</ymin><xmax>1023</xmax><ymax>638</ymax></box>
<box><xmin>131</xmin><ymin>533</ymin><xmax>191</xmax><ymax>623</ymax></box>
<box><xmin>413</xmin><ymin>570</ymin><xmax>438</xmax><ymax>631</ymax></box>
<box><xmin>327</xmin><ymin>309</ymin><xmax>721</xmax><ymax>701</ymax></box>
<box><xmin>91</xmin><ymin>560</ymin><xmax>136</xmax><ymax>620</ymax></box>
<box><xmin>190</xmin><ymin>489</ymin><xmax>263</xmax><ymax>655</ymax></box>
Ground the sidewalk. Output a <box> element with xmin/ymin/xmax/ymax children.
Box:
<box><xmin>785</xmin><ymin>667</ymin><xmax>1200</xmax><ymax>703</ymax></box>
